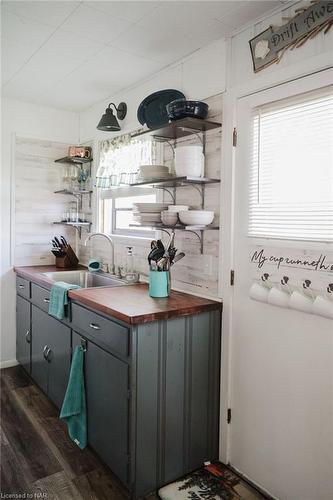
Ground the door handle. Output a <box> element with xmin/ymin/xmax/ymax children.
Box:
<box><xmin>45</xmin><ymin>347</ymin><xmax>52</xmax><ymax>362</ymax></box>
<box><xmin>25</xmin><ymin>330</ymin><xmax>31</xmax><ymax>343</ymax></box>
<box><xmin>43</xmin><ymin>298</ymin><xmax>50</xmax><ymax>303</ymax></box>
<box><xmin>89</xmin><ymin>323</ymin><xmax>100</xmax><ymax>330</ymax></box>
<box><xmin>43</xmin><ymin>345</ymin><xmax>49</xmax><ymax>360</ymax></box>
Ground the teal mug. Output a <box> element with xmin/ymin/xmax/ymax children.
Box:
<box><xmin>149</xmin><ymin>271</ymin><xmax>170</xmax><ymax>298</ymax></box>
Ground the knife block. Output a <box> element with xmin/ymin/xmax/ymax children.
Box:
<box><xmin>55</xmin><ymin>245</ymin><xmax>79</xmax><ymax>269</ymax></box>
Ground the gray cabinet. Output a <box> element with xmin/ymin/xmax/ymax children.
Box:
<box><xmin>31</xmin><ymin>306</ymin><xmax>71</xmax><ymax>409</ymax></box>
<box><xmin>73</xmin><ymin>332</ymin><xmax>129</xmax><ymax>485</ymax></box>
<box><xmin>16</xmin><ymin>295</ymin><xmax>31</xmax><ymax>374</ymax></box>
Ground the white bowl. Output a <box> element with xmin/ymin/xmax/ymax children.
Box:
<box><xmin>179</xmin><ymin>210</ymin><xmax>214</xmax><ymax>226</ymax></box>
<box><xmin>161</xmin><ymin>211</ymin><xmax>178</xmax><ymax>225</ymax></box>
<box><xmin>168</xmin><ymin>205</ymin><xmax>189</xmax><ymax>212</ymax></box>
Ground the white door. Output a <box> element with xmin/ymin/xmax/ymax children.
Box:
<box><xmin>229</xmin><ymin>70</ymin><xmax>333</xmax><ymax>500</ymax></box>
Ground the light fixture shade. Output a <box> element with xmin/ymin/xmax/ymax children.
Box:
<box><xmin>97</xmin><ymin>108</ymin><xmax>121</xmax><ymax>131</ymax></box>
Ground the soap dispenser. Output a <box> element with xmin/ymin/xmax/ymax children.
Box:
<box><xmin>125</xmin><ymin>246</ymin><xmax>139</xmax><ymax>283</ymax></box>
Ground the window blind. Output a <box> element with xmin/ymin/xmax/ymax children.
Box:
<box><xmin>249</xmin><ymin>86</ymin><xmax>333</xmax><ymax>241</ymax></box>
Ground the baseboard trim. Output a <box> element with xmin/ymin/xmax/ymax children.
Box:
<box><xmin>0</xmin><ymin>359</ymin><xmax>19</xmax><ymax>369</ymax></box>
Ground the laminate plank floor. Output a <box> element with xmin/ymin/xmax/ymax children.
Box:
<box><xmin>0</xmin><ymin>366</ymin><xmax>158</xmax><ymax>500</ymax></box>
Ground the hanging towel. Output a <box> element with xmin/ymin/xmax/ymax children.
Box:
<box><xmin>60</xmin><ymin>345</ymin><xmax>87</xmax><ymax>449</ymax></box>
<box><xmin>48</xmin><ymin>281</ymin><xmax>80</xmax><ymax>320</ymax></box>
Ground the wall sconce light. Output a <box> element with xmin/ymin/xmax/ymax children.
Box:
<box><xmin>96</xmin><ymin>102</ymin><xmax>127</xmax><ymax>131</ymax></box>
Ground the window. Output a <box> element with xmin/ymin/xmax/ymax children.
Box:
<box><xmin>249</xmin><ymin>86</ymin><xmax>333</xmax><ymax>241</ymax></box>
<box><xmin>96</xmin><ymin>135</ymin><xmax>157</xmax><ymax>237</ymax></box>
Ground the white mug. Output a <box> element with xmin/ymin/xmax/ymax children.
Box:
<box><xmin>289</xmin><ymin>290</ymin><xmax>313</xmax><ymax>314</ymax></box>
<box><xmin>312</xmin><ymin>296</ymin><xmax>333</xmax><ymax>320</ymax></box>
<box><xmin>267</xmin><ymin>286</ymin><xmax>290</xmax><ymax>308</ymax></box>
<box><xmin>249</xmin><ymin>283</ymin><xmax>269</xmax><ymax>303</ymax></box>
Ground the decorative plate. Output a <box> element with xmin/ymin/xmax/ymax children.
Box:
<box><xmin>137</xmin><ymin>89</ymin><xmax>185</xmax><ymax>129</ymax></box>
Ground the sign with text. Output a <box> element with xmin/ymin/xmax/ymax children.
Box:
<box><xmin>249</xmin><ymin>1</ymin><xmax>333</xmax><ymax>72</ymax></box>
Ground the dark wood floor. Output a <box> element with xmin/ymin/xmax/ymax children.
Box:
<box><xmin>0</xmin><ymin>365</ymin><xmax>158</xmax><ymax>500</ymax></box>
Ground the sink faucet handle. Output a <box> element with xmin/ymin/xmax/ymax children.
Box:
<box><xmin>101</xmin><ymin>262</ymin><xmax>109</xmax><ymax>273</ymax></box>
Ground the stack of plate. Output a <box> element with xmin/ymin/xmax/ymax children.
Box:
<box><xmin>137</xmin><ymin>164</ymin><xmax>172</xmax><ymax>181</ymax></box>
<box><xmin>132</xmin><ymin>202</ymin><xmax>170</xmax><ymax>225</ymax></box>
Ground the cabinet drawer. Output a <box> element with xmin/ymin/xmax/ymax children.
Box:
<box><xmin>16</xmin><ymin>276</ymin><xmax>30</xmax><ymax>299</ymax></box>
<box><xmin>31</xmin><ymin>284</ymin><xmax>51</xmax><ymax>313</ymax></box>
<box><xmin>71</xmin><ymin>303</ymin><xmax>129</xmax><ymax>357</ymax></box>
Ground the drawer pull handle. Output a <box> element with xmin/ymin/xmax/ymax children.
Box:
<box><xmin>89</xmin><ymin>323</ymin><xmax>100</xmax><ymax>330</ymax></box>
<box><xmin>19</xmin><ymin>284</ymin><xmax>25</xmax><ymax>289</ymax></box>
<box><xmin>25</xmin><ymin>330</ymin><xmax>31</xmax><ymax>343</ymax></box>
<box><xmin>43</xmin><ymin>298</ymin><xmax>50</xmax><ymax>303</ymax></box>
<box><xmin>43</xmin><ymin>345</ymin><xmax>52</xmax><ymax>362</ymax></box>
<box><xmin>43</xmin><ymin>345</ymin><xmax>49</xmax><ymax>360</ymax></box>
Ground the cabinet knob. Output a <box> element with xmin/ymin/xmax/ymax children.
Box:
<box><xmin>25</xmin><ymin>330</ymin><xmax>31</xmax><ymax>343</ymax></box>
<box><xmin>43</xmin><ymin>345</ymin><xmax>49</xmax><ymax>360</ymax></box>
<box><xmin>19</xmin><ymin>284</ymin><xmax>25</xmax><ymax>289</ymax></box>
<box><xmin>43</xmin><ymin>298</ymin><xmax>50</xmax><ymax>303</ymax></box>
<box><xmin>89</xmin><ymin>323</ymin><xmax>100</xmax><ymax>330</ymax></box>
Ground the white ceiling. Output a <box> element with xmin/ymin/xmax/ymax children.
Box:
<box><xmin>1</xmin><ymin>1</ymin><xmax>284</xmax><ymax>112</ymax></box>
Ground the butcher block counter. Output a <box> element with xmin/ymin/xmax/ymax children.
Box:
<box><xmin>14</xmin><ymin>265</ymin><xmax>222</xmax><ymax>325</ymax></box>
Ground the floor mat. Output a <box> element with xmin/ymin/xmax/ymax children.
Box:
<box><xmin>158</xmin><ymin>462</ymin><xmax>266</xmax><ymax>500</ymax></box>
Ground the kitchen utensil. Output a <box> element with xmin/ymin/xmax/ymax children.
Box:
<box><xmin>179</xmin><ymin>210</ymin><xmax>214</xmax><ymax>226</ymax></box>
<box><xmin>171</xmin><ymin>252</ymin><xmax>185</xmax><ymax>265</ymax></box>
<box><xmin>53</xmin><ymin>236</ymin><xmax>62</xmax><ymax>248</ymax></box>
<box><xmin>156</xmin><ymin>240</ymin><xmax>165</xmax><ymax>251</ymax></box>
<box><xmin>60</xmin><ymin>236</ymin><xmax>68</xmax><ymax>248</ymax></box>
<box><xmin>137</xmin><ymin>89</ymin><xmax>186</xmax><ymax>129</ymax></box>
<box><xmin>151</xmin><ymin>240</ymin><xmax>158</xmax><ymax>249</ymax></box>
<box><xmin>166</xmin><ymin>99</ymin><xmax>209</xmax><ymax>121</ymax></box>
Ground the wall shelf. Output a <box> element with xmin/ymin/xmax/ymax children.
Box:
<box><xmin>130</xmin><ymin>223</ymin><xmax>219</xmax><ymax>253</ymax></box>
<box><xmin>54</xmin><ymin>189</ymin><xmax>93</xmax><ymax>209</ymax></box>
<box><xmin>131</xmin><ymin>117</ymin><xmax>221</xmax><ymax>141</ymax></box>
<box><xmin>53</xmin><ymin>221</ymin><xmax>91</xmax><ymax>239</ymax></box>
<box><xmin>54</xmin><ymin>156</ymin><xmax>93</xmax><ymax>165</ymax></box>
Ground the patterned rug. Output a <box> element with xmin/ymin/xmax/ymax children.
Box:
<box><xmin>158</xmin><ymin>462</ymin><xmax>265</xmax><ymax>500</ymax></box>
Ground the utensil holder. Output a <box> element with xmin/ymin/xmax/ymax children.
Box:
<box><xmin>149</xmin><ymin>271</ymin><xmax>170</xmax><ymax>298</ymax></box>
<box><xmin>55</xmin><ymin>245</ymin><xmax>79</xmax><ymax>269</ymax></box>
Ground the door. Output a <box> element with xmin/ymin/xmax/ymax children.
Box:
<box><xmin>31</xmin><ymin>306</ymin><xmax>71</xmax><ymax>408</ymax></box>
<box><xmin>16</xmin><ymin>295</ymin><xmax>31</xmax><ymax>373</ymax></box>
<box><xmin>73</xmin><ymin>332</ymin><xmax>129</xmax><ymax>485</ymax></box>
<box><xmin>228</xmin><ymin>71</ymin><xmax>333</xmax><ymax>499</ymax></box>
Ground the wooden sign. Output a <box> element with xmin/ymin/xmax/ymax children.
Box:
<box><xmin>249</xmin><ymin>1</ymin><xmax>333</xmax><ymax>72</ymax></box>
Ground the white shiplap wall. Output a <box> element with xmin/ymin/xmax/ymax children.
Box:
<box><xmin>14</xmin><ymin>137</ymin><xmax>76</xmax><ymax>266</ymax></box>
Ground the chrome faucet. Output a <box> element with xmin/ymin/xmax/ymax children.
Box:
<box><xmin>84</xmin><ymin>232</ymin><xmax>115</xmax><ymax>275</ymax></box>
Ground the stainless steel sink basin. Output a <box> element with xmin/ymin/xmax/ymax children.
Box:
<box><xmin>42</xmin><ymin>270</ymin><xmax>128</xmax><ymax>288</ymax></box>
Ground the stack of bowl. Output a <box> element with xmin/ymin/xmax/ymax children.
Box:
<box><xmin>161</xmin><ymin>205</ymin><xmax>189</xmax><ymax>226</ymax></box>
<box><xmin>138</xmin><ymin>165</ymin><xmax>172</xmax><ymax>181</ymax></box>
<box><xmin>175</xmin><ymin>145</ymin><xmax>204</xmax><ymax>178</ymax></box>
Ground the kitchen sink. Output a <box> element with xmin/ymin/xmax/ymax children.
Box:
<box><xmin>42</xmin><ymin>270</ymin><xmax>128</xmax><ymax>288</ymax></box>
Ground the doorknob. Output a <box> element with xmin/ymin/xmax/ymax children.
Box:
<box><xmin>25</xmin><ymin>330</ymin><xmax>31</xmax><ymax>343</ymax></box>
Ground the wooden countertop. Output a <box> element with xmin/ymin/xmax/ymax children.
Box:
<box><xmin>15</xmin><ymin>265</ymin><xmax>222</xmax><ymax>325</ymax></box>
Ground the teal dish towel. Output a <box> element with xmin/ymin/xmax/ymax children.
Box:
<box><xmin>48</xmin><ymin>282</ymin><xmax>80</xmax><ymax>320</ymax></box>
<box><xmin>60</xmin><ymin>346</ymin><xmax>87</xmax><ymax>450</ymax></box>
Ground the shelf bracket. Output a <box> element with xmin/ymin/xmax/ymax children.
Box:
<box><xmin>185</xmin><ymin>229</ymin><xmax>204</xmax><ymax>254</ymax></box>
<box><xmin>154</xmin><ymin>186</ymin><xmax>176</xmax><ymax>202</ymax></box>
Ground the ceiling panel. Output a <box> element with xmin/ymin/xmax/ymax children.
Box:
<box><xmin>2</xmin><ymin>1</ymin><xmax>80</xmax><ymax>27</ymax></box>
<box><xmin>60</xmin><ymin>3</ymin><xmax>133</xmax><ymax>44</ymax></box>
<box><xmin>1</xmin><ymin>0</ymin><xmax>285</xmax><ymax>111</ymax></box>
<box><xmin>87</xmin><ymin>1</ymin><xmax>160</xmax><ymax>23</ymax></box>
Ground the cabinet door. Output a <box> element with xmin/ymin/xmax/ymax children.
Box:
<box><xmin>16</xmin><ymin>295</ymin><xmax>31</xmax><ymax>373</ymax></box>
<box><xmin>31</xmin><ymin>306</ymin><xmax>71</xmax><ymax>408</ymax></box>
<box><xmin>31</xmin><ymin>306</ymin><xmax>49</xmax><ymax>394</ymax></box>
<box><xmin>73</xmin><ymin>332</ymin><xmax>129</xmax><ymax>485</ymax></box>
